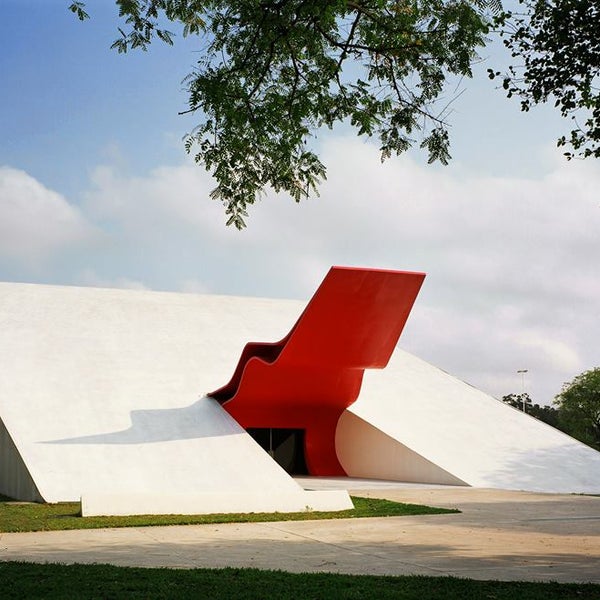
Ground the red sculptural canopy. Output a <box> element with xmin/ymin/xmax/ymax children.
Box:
<box><xmin>210</xmin><ymin>266</ymin><xmax>425</xmax><ymax>475</ymax></box>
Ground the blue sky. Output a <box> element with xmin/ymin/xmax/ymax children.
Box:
<box><xmin>2</xmin><ymin>0</ymin><xmax>599</xmax><ymax>406</ymax></box>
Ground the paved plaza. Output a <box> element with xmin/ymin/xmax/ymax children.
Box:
<box><xmin>1</xmin><ymin>482</ymin><xmax>599</xmax><ymax>583</ymax></box>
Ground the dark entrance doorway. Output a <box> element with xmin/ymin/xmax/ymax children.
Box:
<box><xmin>246</xmin><ymin>428</ymin><xmax>308</xmax><ymax>475</ymax></box>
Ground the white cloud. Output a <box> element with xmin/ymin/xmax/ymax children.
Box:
<box><xmin>78</xmin><ymin>268</ymin><xmax>148</xmax><ymax>291</ymax></box>
<box><xmin>4</xmin><ymin>138</ymin><xmax>598</xmax><ymax>406</ymax></box>
<box><xmin>84</xmin><ymin>162</ymin><xmax>225</xmax><ymax>237</ymax></box>
<box><xmin>0</xmin><ymin>166</ymin><xmax>96</xmax><ymax>265</ymax></box>
<box><xmin>511</xmin><ymin>331</ymin><xmax>581</xmax><ymax>372</ymax></box>
<box><xmin>179</xmin><ymin>278</ymin><xmax>212</xmax><ymax>294</ymax></box>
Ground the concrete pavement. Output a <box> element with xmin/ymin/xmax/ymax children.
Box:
<box><xmin>1</xmin><ymin>481</ymin><xmax>599</xmax><ymax>583</ymax></box>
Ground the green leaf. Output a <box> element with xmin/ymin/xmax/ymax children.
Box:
<box><xmin>71</xmin><ymin>0</ymin><xmax>494</xmax><ymax>227</ymax></box>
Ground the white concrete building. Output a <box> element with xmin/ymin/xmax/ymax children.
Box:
<box><xmin>1</xmin><ymin>278</ymin><xmax>599</xmax><ymax>516</ymax></box>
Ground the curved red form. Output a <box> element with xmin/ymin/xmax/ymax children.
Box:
<box><xmin>210</xmin><ymin>266</ymin><xmax>425</xmax><ymax>475</ymax></box>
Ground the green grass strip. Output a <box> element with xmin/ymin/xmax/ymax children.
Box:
<box><xmin>1</xmin><ymin>563</ymin><xmax>598</xmax><ymax>600</ymax></box>
<box><xmin>0</xmin><ymin>495</ymin><xmax>457</xmax><ymax>532</ymax></box>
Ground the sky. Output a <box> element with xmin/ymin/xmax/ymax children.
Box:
<box><xmin>1</xmin><ymin>1</ymin><xmax>599</xmax><ymax>407</ymax></box>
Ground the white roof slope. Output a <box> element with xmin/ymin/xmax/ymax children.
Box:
<box><xmin>338</xmin><ymin>349</ymin><xmax>600</xmax><ymax>494</ymax></box>
<box><xmin>1</xmin><ymin>281</ymin><xmax>599</xmax><ymax>512</ymax></box>
<box><xmin>0</xmin><ymin>282</ymin><xmax>349</xmax><ymax>514</ymax></box>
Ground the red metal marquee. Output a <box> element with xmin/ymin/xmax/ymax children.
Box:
<box><xmin>210</xmin><ymin>266</ymin><xmax>425</xmax><ymax>475</ymax></box>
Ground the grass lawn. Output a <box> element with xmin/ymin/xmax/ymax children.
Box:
<box><xmin>1</xmin><ymin>563</ymin><xmax>599</xmax><ymax>600</ymax></box>
<box><xmin>0</xmin><ymin>495</ymin><xmax>457</xmax><ymax>532</ymax></box>
<box><xmin>3</xmin><ymin>496</ymin><xmax>598</xmax><ymax>599</ymax></box>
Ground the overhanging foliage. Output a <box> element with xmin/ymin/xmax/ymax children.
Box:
<box><xmin>491</xmin><ymin>0</ymin><xmax>600</xmax><ymax>160</ymax></box>
<box><xmin>70</xmin><ymin>1</ymin><xmax>495</xmax><ymax>228</ymax></box>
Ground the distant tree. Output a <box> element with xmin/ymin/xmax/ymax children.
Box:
<box><xmin>528</xmin><ymin>402</ymin><xmax>560</xmax><ymax>429</ymax></box>
<box><xmin>69</xmin><ymin>1</ymin><xmax>498</xmax><ymax>228</ymax></box>
<box><xmin>554</xmin><ymin>367</ymin><xmax>600</xmax><ymax>451</ymax></box>
<box><xmin>490</xmin><ymin>0</ymin><xmax>600</xmax><ymax>160</ymax></box>
<box><xmin>502</xmin><ymin>393</ymin><xmax>563</xmax><ymax>429</ymax></box>
<box><xmin>502</xmin><ymin>392</ymin><xmax>532</xmax><ymax>412</ymax></box>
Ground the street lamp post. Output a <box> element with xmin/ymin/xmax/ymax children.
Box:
<box><xmin>517</xmin><ymin>369</ymin><xmax>528</xmax><ymax>412</ymax></box>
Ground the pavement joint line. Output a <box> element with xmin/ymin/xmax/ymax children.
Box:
<box><xmin>524</xmin><ymin>516</ymin><xmax>600</xmax><ymax>522</ymax></box>
<box><xmin>262</xmin><ymin>522</ymin><xmax>386</xmax><ymax>558</ymax></box>
<box><xmin>131</xmin><ymin>527</ymin><xmax>197</xmax><ymax>565</ymax></box>
<box><xmin>257</xmin><ymin>522</ymin><xmax>471</xmax><ymax>576</ymax></box>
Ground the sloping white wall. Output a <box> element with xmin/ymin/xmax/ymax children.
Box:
<box><xmin>335</xmin><ymin>412</ymin><xmax>467</xmax><ymax>485</ymax></box>
<box><xmin>0</xmin><ymin>282</ymin><xmax>351</xmax><ymax>514</ymax></box>
<box><xmin>2</xmin><ymin>281</ymin><xmax>599</xmax><ymax>510</ymax></box>
<box><xmin>337</xmin><ymin>349</ymin><xmax>600</xmax><ymax>494</ymax></box>
<box><xmin>0</xmin><ymin>417</ymin><xmax>42</xmax><ymax>502</ymax></box>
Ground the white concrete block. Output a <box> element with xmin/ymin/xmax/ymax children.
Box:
<box><xmin>338</xmin><ymin>349</ymin><xmax>600</xmax><ymax>494</ymax></box>
<box><xmin>81</xmin><ymin>490</ymin><xmax>353</xmax><ymax>517</ymax></box>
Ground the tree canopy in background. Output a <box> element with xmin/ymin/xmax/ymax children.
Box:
<box><xmin>491</xmin><ymin>0</ymin><xmax>600</xmax><ymax>160</ymax></box>
<box><xmin>502</xmin><ymin>392</ymin><xmax>532</xmax><ymax>412</ymax></box>
<box><xmin>70</xmin><ymin>1</ymin><xmax>600</xmax><ymax>227</ymax></box>
<box><xmin>554</xmin><ymin>367</ymin><xmax>600</xmax><ymax>451</ymax></box>
<box><xmin>69</xmin><ymin>0</ymin><xmax>495</xmax><ymax>228</ymax></box>
<box><xmin>501</xmin><ymin>393</ymin><xmax>562</xmax><ymax>428</ymax></box>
